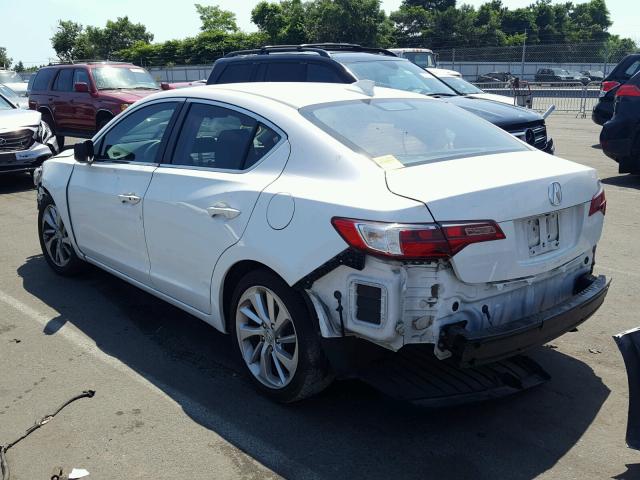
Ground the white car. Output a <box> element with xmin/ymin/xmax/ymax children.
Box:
<box><xmin>1</xmin><ymin>92</ymin><xmax>58</xmax><ymax>175</ymax></box>
<box><xmin>34</xmin><ymin>82</ymin><xmax>609</xmax><ymax>402</ymax></box>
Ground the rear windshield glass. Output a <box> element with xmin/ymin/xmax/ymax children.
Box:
<box><xmin>300</xmin><ymin>98</ymin><xmax>528</xmax><ymax>167</ymax></box>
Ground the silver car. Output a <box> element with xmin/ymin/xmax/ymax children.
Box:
<box><xmin>0</xmin><ymin>91</ymin><xmax>58</xmax><ymax>175</ymax></box>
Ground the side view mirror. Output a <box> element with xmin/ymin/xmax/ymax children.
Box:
<box><xmin>74</xmin><ymin>140</ymin><xmax>94</xmax><ymax>163</ymax></box>
<box><xmin>160</xmin><ymin>82</ymin><xmax>174</xmax><ymax>90</ymax></box>
<box><xmin>74</xmin><ymin>82</ymin><xmax>90</xmax><ymax>93</ymax></box>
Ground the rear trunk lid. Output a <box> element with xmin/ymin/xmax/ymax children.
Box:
<box><xmin>385</xmin><ymin>150</ymin><xmax>603</xmax><ymax>283</ymax></box>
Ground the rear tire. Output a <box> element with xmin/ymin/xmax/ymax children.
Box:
<box><xmin>230</xmin><ymin>269</ymin><xmax>333</xmax><ymax>402</ymax></box>
<box><xmin>38</xmin><ymin>195</ymin><xmax>84</xmax><ymax>276</ymax></box>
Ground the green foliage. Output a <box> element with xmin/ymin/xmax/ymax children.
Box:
<box><xmin>48</xmin><ymin>0</ymin><xmax>637</xmax><ymax>67</ymax></box>
<box><xmin>14</xmin><ymin>61</ymin><xmax>25</xmax><ymax>72</ymax></box>
<box><xmin>195</xmin><ymin>4</ymin><xmax>239</xmax><ymax>33</ymax></box>
<box><xmin>51</xmin><ymin>16</ymin><xmax>153</xmax><ymax>61</ymax></box>
<box><xmin>0</xmin><ymin>47</ymin><xmax>12</xmax><ymax>69</ymax></box>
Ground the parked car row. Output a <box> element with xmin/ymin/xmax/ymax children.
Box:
<box><xmin>29</xmin><ymin>42</ymin><xmax>610</xmax><ymax>404</ymax></box>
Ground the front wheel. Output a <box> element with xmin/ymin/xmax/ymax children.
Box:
<box><xmin>230</xmin><ymin>269</ymin><xmax>333</xmax><ymax>402</ymax></box>
<box><xmin>38</xmin><ymin>195</ymin><xmax>84</xmax><ymax>275</ymax></box>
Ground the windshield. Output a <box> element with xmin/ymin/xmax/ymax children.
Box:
<box><xmin>300</xmin><ymin>98</ymin><xmax>527</xmax><ymax>167</ymax></box>
<box><xmin>93</xmin><ymin>66</ymin><xmax>159</xmax><ymax>90</ymax></box>
<box><xmin>437</xmin><ymin>76</ymin><xmax>483</xmax><ymax>95</ymax></box>
<box><xmin>403</xmin><ymin>52</ymin><xmax>436</xmax><ymax>69</ymax></box>
<box><xmin>0</xmin><ymin>71</ymin><xmax>22</xmax><ymax>83</ymax></box>
<box><xmin>343</xmin><ymin>59</ymin><xmax>457</xmax><ymax>97</ymax></box>
<box><xmin>0</xmin><ymin>84</ymin><xmax>20</xmax><ymax>103</ymax></box>
<box><xmin>553</xmin><ymin>69</ymin><xmax>570</xmax><ymax>76</ymax></box>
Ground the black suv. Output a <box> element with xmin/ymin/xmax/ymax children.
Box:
<box><xmin>592</xmin><ymin>54</ymin><xmax>640</xmax><ymax>126</ymax></box>
<box><xmin>207</xmin><ymin>44</ymin><xmax>553</xmax><ymax>153</ymax></box>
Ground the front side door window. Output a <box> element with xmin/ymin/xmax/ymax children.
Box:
<box><xmin>98</xmin><ymin>102</ymin><xmax>179</xmax><ymax>163</ymax></box>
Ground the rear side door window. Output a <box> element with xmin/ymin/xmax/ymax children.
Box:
<box><xmin>53</xmin><ymin>69</ymin><xmax>73</xmax><ymax>91</ymax></box>
<box><xmin>264</xmin><ymin>63</ymin><xmax>306</xmax><ymax>82</ymax></box>
<box><xmin>97</xmin><ymin>102</ymin><xmax>180</xmax><ymax>163</ymax></box>
<box><xmin>217</xmin><ymin>63</ymin><xmax>255</xmax><ymax>83</ymax></box>
<box><xmin>171</xmin><ymin>103</ymin><xmax>281</xmax><ymax>170</ymax></box>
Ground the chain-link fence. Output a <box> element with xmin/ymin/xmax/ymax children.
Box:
<box><xmin>434</xmin><ymin>41</ymin><xmax>637</xmax><ymax>81</ymax></box>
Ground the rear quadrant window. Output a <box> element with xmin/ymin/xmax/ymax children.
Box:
<box><xmin>264</xmin><ymin>63</ymin><xmax>306</xmax><ymax>82</ymax></box>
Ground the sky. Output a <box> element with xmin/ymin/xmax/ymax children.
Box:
<box><xmin>1</xmin><ymin>0</ymin><xmax>638</xmax><ymax>67</ymax></box>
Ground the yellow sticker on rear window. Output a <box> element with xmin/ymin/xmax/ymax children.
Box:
<box><xmin>372</xmin><ymin>154</ymin><xmax>404</xmax><ymax>170</ymax></box>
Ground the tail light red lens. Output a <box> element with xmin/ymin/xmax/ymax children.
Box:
<box><xmin>601</xmin><ymin>80</ymin><xmax>620</xmax><ymax>93</ymax></box>
<box><xmin>589</xmin><ymin>186</ymin><xmax>606</xmax><ymax>216</ymax></box>
<box><xmin>616</xmin><ymin>84</ymin><xmax>640</xmax><ymax>97</ymax></box>
<box><xmin>331</xmin><ymin>218</ymin><xmax>506</xmax><ymax>260</ymax></box>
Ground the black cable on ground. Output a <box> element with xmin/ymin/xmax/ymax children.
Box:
<box><xmin>0</xmin><ymin>389</ymin><xmax>95</xmax><ymax>480</ymax></box>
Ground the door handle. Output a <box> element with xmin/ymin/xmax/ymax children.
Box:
<box><xmin>207</xmin><ymin>202</ymin><xmax>241</xmax><ymax>219</ymax></box>
<box><xmin>118</xmin><ymin>193</ymin><xmax>141</xmax><ymax>205</ymax></box>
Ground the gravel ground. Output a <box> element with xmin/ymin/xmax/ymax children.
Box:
<box><xmin>0</xmin><ymin>116</ymin><xmax>638</xmax><ymax>479</ymax></box>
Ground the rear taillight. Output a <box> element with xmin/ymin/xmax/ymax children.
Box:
<box><xmin>589</xmin><ymin>185</ymin><xmax>606</xmax><ymax>216</ymax></box>
<box><xmin>616</xmin><ymin>84</ymin><xmax>640</xmax><ymax>97</ymax></box>
<box><xmin>601</xmin><ymin>80</ymin><xmax>621</xmax><ymax>93</ymax></box>
<box><xmin>331</xmin><ymin>218</ymin><xmax>505</xmax><ymax>260</ymax></box>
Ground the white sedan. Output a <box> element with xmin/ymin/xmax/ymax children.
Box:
<box><xmin>34</xmin><ymin>82</ymin><xmax>609</xmax><ymax>402</ymax></box>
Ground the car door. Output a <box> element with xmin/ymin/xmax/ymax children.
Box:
<box><xmin>51</xmin><ymin>68</ymin><xmax>74</xmax><ymax>130</ymax></box>
<box><xmin>67</xmin><ymin>100</ymin><xmax>182</xmax><ymax>283</ymax></box>
<box><xmin>143</xmin><ymin>100</ymin><xmax>289</xmax><ymax>313</ymax></box>
<box><xmin>68</xmin><ymin>68</ymin><xmax>94</xmax><ymax>131</ymax></box>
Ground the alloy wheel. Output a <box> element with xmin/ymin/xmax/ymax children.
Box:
<box><xmin>41</xmin><ymin>204</ymin><xmax>72</xmax><ymax>267</ymax></box>
<box><xmin>235</xmin><ymin>286</ymin><xmax>299</xmax><ymax>389</ymax></box>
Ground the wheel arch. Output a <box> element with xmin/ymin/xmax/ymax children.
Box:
<box><xmin>38</xmin><ymin>106</ymin><xmax>55</xmax><ymax>124</ymax></box>
<box><xmin>221</xmin><ymin>260</ymin><xmax>287</xmax><ymax>333</ymax></box>
<box><xmin>96</xmin><ymin>109</ymin><xmax>115</xmax><ymax>129</ymax></box>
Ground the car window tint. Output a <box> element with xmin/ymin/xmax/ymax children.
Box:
<box><xmin>172</xmin><ymin>103</ymin><xmax>259</xmax><ymax>170</ymax></box>
<box><xmin>53</xmin><ymin>69</ymin><xmax>73</xmax><ymax>91</ymax></box>
<box><xmin>73</xmin><ymin>69</ymin><xmax>90</xmax><ymax>86</ymax></box>
<box><xmin>217</xmin><ymin>63</ymin><xmax>254</xmax><ymax>83</ymax></box>
<box><xmin>98</xmin><ymin>102</ymin><xmax>178</xmax><ymax>163</ymax></box>
<box><xmin>264</xmin><ymin>63</ymin><xmax>306</xmax><ymax>82</ymax></box>
<box><xmin>33</xmin><ymin>69</ymin><xmax>56</xmax><ymax>91</ymax></box>
<box><xmin>624</xmin><ymin>60</ymin><xmax>640</xmax><ymax>79</ymax></box>
<box><xmin>307</xmin><ymin>63</ymin><xmax>343</xmax><ymax>83</ymax></box>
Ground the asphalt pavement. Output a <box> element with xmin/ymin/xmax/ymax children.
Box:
<box><xmin>0</xmin><ymin>116</ymin><xmax>638</xmax><ymax>479</ymax></box>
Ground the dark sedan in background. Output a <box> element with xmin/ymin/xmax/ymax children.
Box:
<box><xmin>600</xmin><ymin>70</ymin><xmax>640</xmax><ymax>174</ymax></box>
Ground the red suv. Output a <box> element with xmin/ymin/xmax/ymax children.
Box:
<box><xmin>28</xmin><ymin>62</ymin><xmax>160</xmax><ymax>148</ymax></box>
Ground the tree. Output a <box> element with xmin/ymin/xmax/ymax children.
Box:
<box><xmin>51</xmin><ymin>20</ymin><xmax>84</xmax><ymax>61</ymax></box>
<box><xmin>14</xmin><ymin>61</ymin><xmax>24</xmax><ymax>72</ymax></box>
<box><xmin>305</xmin><ymin>0</ymin><xmax>393</xmax><ymax>46</ymax></box>
<box><xmin>0</xmin><ymin>47</ymin><xmax>11</xmax><ymax>69</ymax></box>
<box><xmin>251</xmin><ymin>0</ymin><xmax>308</xmax><ymax>44</ymax></box>
<box><xmin>402</xmin><ymin>0</ymin><xmax>456</xmax><ymax>12</ymax></box>
<box><xmin>195</xmin><ymin>4</ymin><xmax>238</xmax><ymax>33</ymax></box>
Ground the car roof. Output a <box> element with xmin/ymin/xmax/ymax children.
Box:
<box><xmin>330</xmin><ymin>52</ymin><xmax>401</xmax><ymax>63</ymax></box>
<box><xmin>151</xmin><ymin>82</ymin><xmax>430</xmax><ymax>110</ymax></box>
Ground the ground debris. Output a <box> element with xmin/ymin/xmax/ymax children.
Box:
<box><xmin>589</xmin><ymin>348</ymin><xmax>602</xmax><ymax>354</ymax></box>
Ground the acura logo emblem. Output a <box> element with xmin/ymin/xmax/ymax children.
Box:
<box><xmin>548</xmin><ymin>182</ymin><xmax>562</xmax><ymax>206</ymax></box>
<box><xmin>524</xmin><ymin>128</ymin><xmax>536</xmax><ymax>146</ymax></box>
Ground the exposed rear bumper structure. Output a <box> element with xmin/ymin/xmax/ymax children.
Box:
<box><xmin>440</xmin><ymin>274</ymin><xmax>609</xmax><ymax>367</ymax></box>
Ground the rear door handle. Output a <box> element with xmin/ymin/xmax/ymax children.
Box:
<box><xmin>118</xmin><ymin>193</ymin><xmax>141</xmax><ymax>205</ymax></box>
<box><xmin>207</xmin><ymin>202</ymin><xmax>241</xmax><ymax>219</ymax></box>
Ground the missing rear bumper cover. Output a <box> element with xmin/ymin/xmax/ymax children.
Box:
<box><xmin>440</xmin><ymin>274</ymin><xmax>609</xmax><ymax>367</ymax></box>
